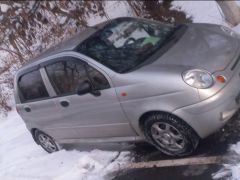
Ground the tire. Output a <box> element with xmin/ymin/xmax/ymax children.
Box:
<box><xmin>34</xmin><ymin>130</ymin><xmax>60</xmax><ymax>153</ymax></box>
<box><xmin>143</xmin><ymin>112</ymin><xmax>200</xmax><ymax>156</ymax></box>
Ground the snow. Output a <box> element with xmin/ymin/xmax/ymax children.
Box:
<box><xmin>226</xmin><ymin>143</ymin><xmax>240</xmax><ymax>180</ymax></box>
<box><xmin>229</xmin><ymin>142</ymin><xmax>240</xmax><ymax>180</ymax></box>
<box><xmin>49</xmin><ymin>2</ymin><xmax>55</xmax><ymax>10</ymax></box>
<box><xmin>0</xmin><ymin>111</ymin><xmax>131</xmax><ymax>180</ymax></box>
<box><xmin>0</xmin><ymin>4</ymin><xmax>10</xmax><ymax>13</ymax></box>
<box><xmin>212</xmin><ymin>142</ymin><xmax>240</xmax><ymax>180</ymax></box>
<box><xmin>233</xmin><ymin>24</ymin><xmax>240</xmax><ymax>34</ymax></box>
<box><xmin>59</xmin><ymin>16</ymin><xmax>68</xmax><ymax>25</ymax></box>
<box><xmin>87</xmin><ymin>1</ymin><xmax>133</xmax><ymax>26</ymax></box>
<box><xmin>103</xmin><ymin>1</ymin><xmax>134</xmax><ymax>19</ymax></box>
<box><xmin>236</xmin><ymin>1</ymin><xmax>240</xmax><ymax>7</ymax></box>
<box><xmin>172</xmin><ymin>1</ymin><xmax>225</xmax><ymax>25</ymax></box>
<box><xmin>1</xmin><ymin>1</ymin><xmax>240</xmax><ymax>179</ymax></box>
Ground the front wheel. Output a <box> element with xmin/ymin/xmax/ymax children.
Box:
<box><xmin>143</xmin><ymin>113</ymin><xmax>200</xmax><ymax>156</ymax></box>
<box><xmin>34</xmin><ymin>130</ymin><xmax>60</xmax><ymax>153</ymax></box>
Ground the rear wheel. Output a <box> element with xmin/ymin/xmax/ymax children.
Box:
<box><xmin>34</xmin><ymin>130</ymin><xmax>60</xmax><ymax>153</ymax></box>
<box><xmin>143</xmin><ymin>113</ymin><xmax>200</xmax><ymax>156</ymax></box>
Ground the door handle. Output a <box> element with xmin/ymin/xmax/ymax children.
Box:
<box><xmin>60</xmin><ymin>101</ymin><xmax>69</xmax><ymax>107</ymax></box>
<box><xmin>24</xmin><ymin>107</ymin><xmax>31</xmax><ymax>112</ymax></box>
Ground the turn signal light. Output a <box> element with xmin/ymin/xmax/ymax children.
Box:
<box><xmin>216</xmin><ymin>75</ymin><xmax>226</xmax><ymax>83</ymax></box>
<box><xmin>121</xmin><ymin>92</ymin><xmax>128</xmax><ymax>97</ymax></box>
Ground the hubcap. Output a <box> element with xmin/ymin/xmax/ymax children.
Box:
<box><xmin>38</xmin><ymin>134</ymin><xmax>58</xmax><ymax>152</ymax></box>
<box><xmin>151</xmin><ymin>122</ymin><xmax>186</xmax><ymax>152</ymax></box>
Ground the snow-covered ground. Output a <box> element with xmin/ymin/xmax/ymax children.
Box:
<box><xmin>172</xmin><ymin>1</ymin><xmax>225</xmax><ymax>25</ymax></box>
<box><xmin>1</xmin><ymin>1</ymin><xmax>240</xmax><ymax>180</ymax></box>
<box><xmin>0</xmin><ymin>1</ymin><xmax>134</xmax><ymax>180</ymax></box>
<box><xmin>0</xmin><ymin>111</ymin><xmax>130</xmax><ymax>180</ymax></box>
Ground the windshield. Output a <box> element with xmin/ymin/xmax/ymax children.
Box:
<box><xmin>76</xmin><ymin>18</ymin><xmax>180</xmax><ymax>73</ymax></box>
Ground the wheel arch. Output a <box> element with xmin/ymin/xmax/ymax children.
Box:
<box><xmin>138</xmin><ymin>110</ymin><xmax>199</xmax><ymax>138</ymax></box>
<box><xmin>31</xmin><ymin>128</ymin><xmax>40</xmax><ymax>144</ymax></box>
<box><xmin>139</xmin><ymin>111</ymin><xmax>170</xmax><ymax>132</ymax></box>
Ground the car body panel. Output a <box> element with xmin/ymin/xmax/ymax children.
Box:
<box><xmin>154</xmin><ymin>24</ymin><xmax>239</xmax><ymax>73</ymax></box>
<box><xmin>173</xmin><ymin>62</ymin><xmax>240</xmax><ymax>138</ymax></box>
<box><xmin>14</xmin><ymin>17</ymin><xmax>240</xmax><ymax>145</ymax></box>
<box><xmin>50</xmin><ymin>88</ymin><xmax>136</xmax><ymax>139</ymax></box>
<box><xmin>16</xmin><ymin>52</ymin><xmax>137</xmax><ymax>141</ymax></box>
<box><xmin>111</xmin><ymin>65</ymin><xmax>200</xmax><ymax>136</ymax></box>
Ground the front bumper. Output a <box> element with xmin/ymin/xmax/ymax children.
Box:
<box><xmin>173</xmin><ymin>72</ymin><xmax>240</xmax><ymax>139</ymax></box>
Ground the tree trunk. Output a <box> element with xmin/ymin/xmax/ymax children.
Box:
<box><xmin>216</xmin><ymin>0</ymin><xmax>240</xmax><ymax>26</ymax></box>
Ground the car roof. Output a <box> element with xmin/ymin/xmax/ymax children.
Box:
<box><xmin>19</xmin><ymin>17</ymin><xmax>142</xmax><ymax>71</ymax></box>
<box><xmin>20</xmin><ymin>28</ymin><xmax>95</xmax><ymax>68</ymax></box>
<box><xmin>20</xmin><ymin>20</ymin><xmax>112</xmax><ymax>68</ymax></box>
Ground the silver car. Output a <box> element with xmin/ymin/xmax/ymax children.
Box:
<box><xmin>14</xmin><ymin>17</ymin><xmax>240</xmax><ymax>156</ymax></box>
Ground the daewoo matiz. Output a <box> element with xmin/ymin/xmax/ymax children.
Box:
<box><xmin>14</xmin><ymin>17</ymin><xmax>240</xmax><ymax>156</ymax></box>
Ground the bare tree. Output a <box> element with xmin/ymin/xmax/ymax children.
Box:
<box><xmin>127</xmin><ymin>0</ymin><xmax>191</xmax><ymax>24</ymax></box>
<box><xmin>0</xmin><ymin>1</ymin><xmax>108</xmax><ymax>112</ymax></box>
<box><xmin>216</xmin><ymin>0</ymin><xmax>240</xmax><ymax>26</ymax></box>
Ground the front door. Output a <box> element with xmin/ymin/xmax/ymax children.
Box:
<box><xmin>43</xmin><ymin>56</ymin><xmax>135</xmax><ymax>140</ymax></box>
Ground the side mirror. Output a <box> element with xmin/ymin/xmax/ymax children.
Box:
<box><xmin>77</xmin><ymin>81</ymin><xmax>92</xmax><ymax>95</ymax></box>
<box><xmin>77</xmin><ymin>81</ymin><xmax>101</xmax><ymax>97</ymax></box>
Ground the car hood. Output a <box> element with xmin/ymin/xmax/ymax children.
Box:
<box><xmin>151</xmin><ymin>24</ymin><xmax>240</xmax><ymax>73</ymax></box>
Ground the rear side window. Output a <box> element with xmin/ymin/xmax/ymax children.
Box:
<box><xmin>18</xmin><ymin>70</ymin><xmax>49</xmax><ymax>102</ymax></box>
<box><xmin>45</xmin><ymin>59</ymin><xmax>89</xmax><ymax>95</ymax></box>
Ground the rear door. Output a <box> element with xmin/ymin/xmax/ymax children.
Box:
<box><xmin>43</xmin><ymin>56</ymin><xmax>136</xmax><ymax>140</ymax></box>
<box><xmin>16</xmin><ymin>68</ymin><xmax>71</xmax><ymax>139</ymax></box>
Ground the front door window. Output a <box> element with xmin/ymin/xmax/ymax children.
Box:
<box><xmin>45</xmin><ymin>57</ymin><xmax>110</xmax><ymax>96</ymax></box>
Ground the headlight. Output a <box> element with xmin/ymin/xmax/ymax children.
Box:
<box><xmin>182</xmin><ymin>69</ymin><xmax>213</xmax><ymax>89</ymax></box>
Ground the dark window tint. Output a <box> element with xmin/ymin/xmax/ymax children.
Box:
<box><xmin>18</xmin><ymin>70</ymin><xmax>49</xmax><ymax>102</ymax></box>
<box><xmin>86</xmin><ymin>65</ymin><xmax>110</xmax><ymax>90</ymax></box>
<box><xmin>45</xmin><ymin>58</ymin><xmax>89</xmax><ymax>95</ymax></box>
<box><xmin>76</xmin><ymin>18</ymin><xmax>180</xmax><ymax>73</ymax></box>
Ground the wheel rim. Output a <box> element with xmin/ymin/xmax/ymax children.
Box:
<box><xmin>151</xmin><ymin>122</ymin><xmax>186</xmax><ymax>152</ymax></box>
<box><xmin>38</xmin><ymin>134</ymin><xmax>58</xmax><ymax>152</ymax></box>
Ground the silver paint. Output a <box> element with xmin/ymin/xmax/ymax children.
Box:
<box><xmin>14</xmin><ymin>18</ymin><xmax>240</xmax><ymax>146</ymax></box>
